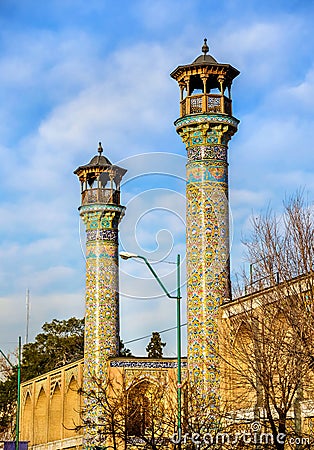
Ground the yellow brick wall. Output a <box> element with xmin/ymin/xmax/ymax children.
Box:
<box><xmin>20</xmin><ymin>360</ymin><xmax>84</xmax><ymax>446</ymax></box>
<box><xmin>20</xmin><ymin>358</ymin><xmax>180</xmax><ymax>449</ymax></box>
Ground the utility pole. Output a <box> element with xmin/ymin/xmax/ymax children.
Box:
<box><xmin>120</xmin><ymin>252</ymin><xmax>182</xmax><ymax>441</ymax></box>
<box><xmin>0</xmin><ymin>337</ymin><xmax>22</xmax><ymax>450</ymax></box>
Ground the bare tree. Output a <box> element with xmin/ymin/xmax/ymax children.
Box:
<box><xmin>79</xmin><ymin>369</ymin><xmax>177</xmax><ymax>450</ymax></box>
<box><xmin>177</xmin><ymin>377</ymin><xmax>234</xmax><ymax>449</ymax></box>
<box><xmin>0</xmin><ymin>354</ymin><xmax>13</xmax><ymax>381</ymax></box>
<box><xmin>80</xmin><ymin>368</ymin><xmax>286</xmax><ymax>449</ymax></box>
<box><xmin>221</xmin><ymin>193</ymin><xmax>314</xmax><ymax>449</ymax></box>
<box><xmin>0</xmin><ymin>352</ymin><xmax>17</xmax><ymax>440</ymax></box>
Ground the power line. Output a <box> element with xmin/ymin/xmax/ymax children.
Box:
<box><xmin>124</xmin><ymin>322</ymin><xmax>187</xmax><ymax>345</ymax></box>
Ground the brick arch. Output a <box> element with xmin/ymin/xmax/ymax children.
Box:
<box><xmin>48</xmin><ymin>383</ymin><xmax>62</xmax><ymax>442</ymax></box>
<box><xmin>231</xmin><ymin>320</ymin><xmax>255</xmax><ymax>408</ymax></box>
<box><xmin>63</xmin><ymin>375</ymin><xmax>81</xmax><ymax>438</ymax></box>
<box><xmin>65</xmin><ymin>369</ymin><xmax>78</xmax><ymax>390</ymax></box>
<box><xmin>127</xmin><ymin>379</ymin><xmax>155</xmax><ymax>437</ymax></box>
<box><xmin>22</xmin><ymin>392</ymin><xmax>32</xmax><ymax>443</ymax></box>
<box><xmin>34</xmin><ymin>387</ymin><xmax>47</xmax><ymax>444</ymax></box>
<box><xmin>232</xmin><ymin>319</ymin><xmax>255</xmax><ymax>350</ymax></box>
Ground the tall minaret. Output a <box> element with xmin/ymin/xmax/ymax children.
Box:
<box><xmin>171</xmin><ymin>41</ymin><xmax>239</xmax><ymax>403</ymax></box>
<box><xmin>74</xmin><ymin>143</ymin><xmax>126</xmax><ymax>445</ymax></box>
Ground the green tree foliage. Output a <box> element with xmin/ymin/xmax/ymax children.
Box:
<box><xmin>0</xmin><ymin>369</ymin><xmax>17</xmax><ymax>437</ymax></box>
<box><xmin>119</xmin><ymin>339</ymin><xmax>132</xmax><ymax>357</ymax></box>
<box><xmin>0</xmin><ymin>317</ymin><xmax>85</xmax><ymax>439</ymax></box>
<box><xmin>146</xmin><ymin>332</ymin><xmax>166</xmax><ymax>358</ymax></box>
<box><xmin>22</xmin><ymin>317</ymin><xmax>85</xmax><ymax>381</ymax></box>
<box><xmin>0</xmin><ymin>317</ymin><xmax>134</xmax><ymax>439</ymax></box>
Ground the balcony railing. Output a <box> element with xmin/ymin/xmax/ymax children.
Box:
<box><xmin>82</xmin><ymin>188</ymin><xmax>120</xmax><ymax>205</ymax></box>
<box><xmin>244</xmin><ymin>272</ymin><xmax>280</xmax><ymax>296</ymax></box>
<box><xmin>180</xmin><ymin>94</ymin><xmax>232</xmax><ymax>116</ymax></box>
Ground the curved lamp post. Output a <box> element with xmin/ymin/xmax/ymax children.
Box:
<box><xmin>0</xmin><ymin>336</ymin><xmax>21</xmax><ymax>450</ymax></box>
<box><xmin>119</xmin><ymin>252</ymin><xmax>182</xmax><ymax>440</ymax></box>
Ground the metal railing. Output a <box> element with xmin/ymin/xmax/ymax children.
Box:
<box><xmin>244</xmin><ymin>272</ymin><xmax>280</xmax><ymax>295</ymax></box>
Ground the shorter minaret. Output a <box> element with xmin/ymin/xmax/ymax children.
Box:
<box><xmin>74</xmin><ymin>143</ymin><xmax>126</xmax><ymax>447</ymax></box>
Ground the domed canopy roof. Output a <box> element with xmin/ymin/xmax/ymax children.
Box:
<box><xmin>193</xmin><ymin>53</ymin><xmax>218</xmax><ymax>65</ymax></box>
<box><xmin>193</xmin><ymin>40</ymin><xmax>217</xmax><ymax>64</ymax></box>
<box><xmin>88</xmin><ymin>153</ymin><xmax>112</xmax><ymax>167</ymax></box>
<box><xmin>170</xmin><ymin>39</ymin><xmax>240</xmax><ymax>82</ymax></box>
<box><xmin>74</xmin><ymin>142</ymin><xmax>127</xmax><ymax>181</ymax></box>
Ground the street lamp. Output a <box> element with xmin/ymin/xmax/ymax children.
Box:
<box><xmin>0</xmin><ymin>337</ymin><xmax>22</xmax><ymax>450</ymax></box>
<box><xmin>120</xmin><ymin>252</ymin><xmax>182</xmax><ymax>440</ymax></box>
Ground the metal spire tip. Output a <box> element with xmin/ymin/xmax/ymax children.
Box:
<box><xmin>202</xmin><ymin>38</ymin><xmax>209</xmax><ymax>57</ymax></box>
<box><xmin>98</xmin><ymin>142</ymin><xmax>103</xmax><ymax>156</ymax></box>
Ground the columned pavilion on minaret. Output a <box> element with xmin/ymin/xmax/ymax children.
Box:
<box><xmin>74</xmin><ymin>143</ymin><xmax>127</xmax><ymax>447</ymax></box>
<box><xmin>171</xmin><ymin>40</ymin><xmax>239</xmax><ymax>404</ymax></box>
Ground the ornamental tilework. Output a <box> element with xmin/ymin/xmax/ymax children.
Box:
<box><xmin>84</xmin><ymin>238</ymin><xmax>119</xmax><ymax>373</ymax></box>
<box><xmin>86</xmin><ymin>229</ymin><xmax>117</xmax><ymax>242</ymax></box>
<box><xmin>177</xmin><ymin>112</ymin><xmax>237</xmax><ymax>403</ymax></box>
<box><xmin>81</xmin><ymin>207</ymin><xmax>124</xmax><ymax>232</ymax></box>
<box><xmin>187</xmin><ymin>145</ymin><xmax>227</xmax><ymax>162</ymax></box>
<box><xmin>186</xmin><ymin>177</ymin><xmax>230</xmax><ymax>390</ymax></box>
<box><xmin>110</xmin><ymin>360</ymin><xmax>188</xmax><ymax>368</ymax></box>
<box><xmin>187</xmin><ymin>161</ymin><xmax>228</xmax><ymax>184</ymax></box>
<box><xmin>175</xmin><ymin>113</ymin><xmax>239</xmax><ymax>129</ymax></box>
<box><xmin>80</xmin><ymin>201</ymin><xmax>124</xmax><ymax>450</ymax></box>
<box><xmin>177</xmin><ymin>118</ymin><xmax>236</xmax><ymax>150</ymax></box>
<box><xmin>80</xmin><ymin>203</ymin><xmax>125</xmax><ymax>214</ymax></box>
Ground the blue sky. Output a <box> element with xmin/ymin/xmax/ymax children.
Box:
<box><xmin>1</xmin><ymin>0</ymin><xmax>314</xmax><ymax>357</ymax></box>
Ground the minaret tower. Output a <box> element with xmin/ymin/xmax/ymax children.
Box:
<box><xmin>74</xmin><ymin>143</ymin><xmax>126</xmax><ymax>444</ymax></box>
<box><xmin>171</xmin><ymin>41</ymin><xmax>239</xmax><ymax>400</ymax></box>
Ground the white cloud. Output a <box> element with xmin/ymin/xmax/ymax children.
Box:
<box><xmin>0</xmin><ymin>291</ymin><xmax>85</xmax><ymax>353</ymax></box>
<box><xmin>133</xmin><ymin>0</ymin><xmax>195</xmax><ymax>32</ymax></box>
<box><xmin>216</xmin><ymin>16</ymin><xmax>303</xmax><ymax>86</ymax></box>
<box><xmin>1</xmin><ymin>3</ymin><xmax>314</xmax><ymax>355</ymax></box>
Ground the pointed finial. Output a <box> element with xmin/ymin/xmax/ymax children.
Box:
<box><xmin>98</xmin><ymin>142</ymin><xmax>103</xmax><ymax>156</ymax></box>
<box><xmin>202</xmin><ymin>38</ymin><xmax>209</xmax><ymax>57</ymax></box>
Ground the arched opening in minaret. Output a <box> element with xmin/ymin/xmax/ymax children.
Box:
<box><xmin>189</xmin><ymin>74</ymin><xmax>203</xmax><ymax>95</ymax></box>
<box><xmin>209</xmin><ymin>86</ymin><xmax>221</xmax><ymax>95</ymax></box>
<box><xmin>99</xmin><ymin>172</ymin><xmax>110</xmax><ymax>189</ymax></box>
<box><xmin>206</xmin><ymin>75</ymin><xmax>223</xmax><ymax>95</ymax></box>
<box><xmin>81</xmin><ymin>171</ymin><xmax>120</xmax><ymax>205</ymax></box>
<box><xmin>188</xmin><ymin>74</ymin><xmax>204</xmax><ymax>113</ymax></box>
<box><xmin>87</xmin><ymin>175</ymin><xmax>97</xmax><ymax>188</ymax></box>
<box><xmin>184</xmin><ymin>73</ymin><xmax>231</xmax><ymax>115</ymax></box>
